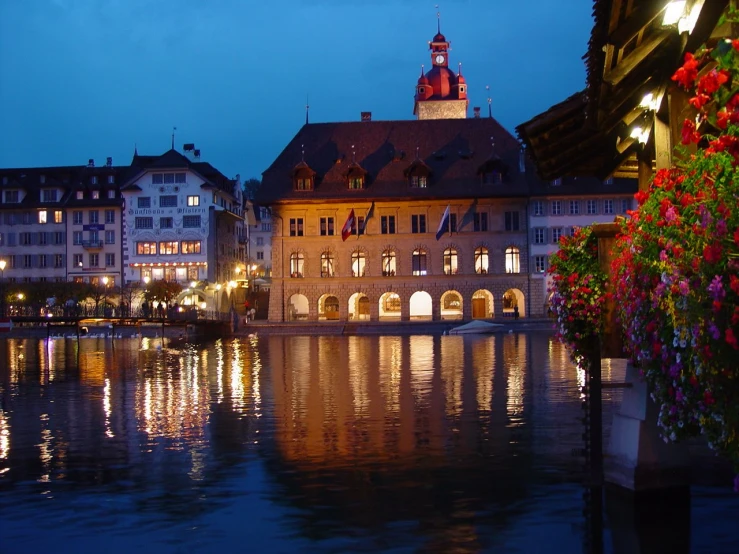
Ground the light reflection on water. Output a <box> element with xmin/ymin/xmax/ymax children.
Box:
<box><xmin>0</xmin><ymin>333</ymin><xmax>736</xmax><ymax>554</ymax></box>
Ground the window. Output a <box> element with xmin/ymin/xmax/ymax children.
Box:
<box><xmin>92</xmin><ymin>190</ymin><xmax>100</xmax><ymax>199</ymax></box>
<box><xmin>54</xmin><ymin>254</ymin><xmax>64</xmax><ymax>268</ymax></box>
<box><xmin>295</xmin><ymin>177</ymin><xmax>313</xmax><ymax>190</ymax></box>
<box><xmin>383</xmin><ymin>293</ymin><xmax>401</xmax><ymax>312</ymax></box>
<box><xmin>89</xmin><ymin>211</ymin><xmax>99</xmax><ymax>224</ymax></box>
<box><xmin>91</xmin><ymin>176</ymin><xmax>98</xmax><ymax>185</ymax></box>
<box><xmin>552</xmin><ymin>228</ymin><xmax>563</xmax><ymax>244</ymax></box>
<box><xmin>483</xmin><ymin>171</ymin><xmax>502</xmax><ymax>184</ymax></box>
<box><xmin>604</xmin><ymin>177</ymin><xmax>614</xmax><ymax>185</ymax></box>
<box><xmin>136</xmin><ymin>217</ymin><xmax>153</xmax><ymax>229</ymax></box>
<box><xmin>381</xmin><ymin>215</ymin><xmax>396</xmax><ymax>234</ymax></box>
<box><xmin>89</xmin><ymin>253</ymin><xmax>99</xmax><ymax>267</ymax></box>
<box><xmin>256</xmin><ymin>237</ymin><xmax>264</xmax><ymax>246</ymax></box>
<box><xmin>535</xmin><ymin>256</ymin><xmax>547</xmax><ymax>273</ymax></box>
<box><xmin>73</xmin><ymin>211</ymin><xmax>83</xmax><ymax>225</ymax></box>
<box><xmin>175</xmin><ymin>173</ymin><xmax>186</xmax><ymax>183</ymax></box>
<box><xmin>505</xmin><ymin>246</ymin><xmax>520</xmax><ymax>273</ymax></box>
<box><xmin>382</xmin><ymin>249</ymin><xmax>396</xmax><ymax>276</ymax></box>
<box><xmin>351</xmin><ymin>250</ymin><xmax>366</xmax><ymax>277</ymax></box>
<box><xmin>411</xmin><ymin>214</ymin><xmax>426</xmax><ymax>234</ymax></box>
<box><xmin>152</xmin><ymin>172</ymin><xmax>186</xmax><ymax>184</ymax></box>
<box><xmin>181</xmin><ymin>240</ymin><xmax>201</xmax><ymax>254</ymax></box>
<box><xmin>89</xmin><ymin>230</ymin><xmax>100</xmax><ymax>245</ymax></box>
<box><xmin>23</xmin><ymin>254</ymin><xmax>32</xmax><ymax>268</ymax></box>
<box><xmin>54</xmin><ymin>210</ymin><xmax>63</xmax><ymax>223</ymax></box>
<box><xmin>551</xmin><ymin>201</ymin><xmax>562</xmax><ymax>215</ymax></box>
<box><xmin>105</xmin><ymin>253</ymin><xmax>115</xmax><ymax>267</ymax></box>
<box><xmin>187</xmin><ymin>267</ymin><xmax>198</xmax><ymax>280</ymax></box>
<box><xmin>474</xmin><ymin>212</ymin><xmax>488</xmax><ymax>232</ymax></box>
<box><xmin>152</xmin><ymin>174</ymin><xmax>163</xmax><ymax>184</ymax></box>
<box><xmin>138</xmin><ymin>197</ymin><xmax>151</xmax><ymax>208</ymax></box>
<box><xmin>105</xmin><ymin>230</ymin><xmax>115</xmax><ymax>244</ymax></box>
<box><xmin>256</xmin><ymin>251</ymin><xmax>264</xmax><ymax>260</ymax></box>
<box><xmin>73</xmin><ymin>254</ymin><xmax>83</xmax><ymax>268</ymax></box>
<box><xmin>351</xmin><ymin>216</ymin><xmax>365</xmax><ymax>236</ymax></box>
<box><xmin>568</xmin><ymin>226</ymin><xmax>578</xmax><ymax>237</ymax></box>
<box><xmin>187</xmin><ymin>195</ymin><xmax>200</xmax><ymax>206</ymax></box>
<box><xmin>603</xmin><ymin>200</ymin><xmax>614</xmax><ymax>215</ymax></box>
<box><xmin>160</xmin><ymin>217</ymin><xmax>173</xmax><ymax>229</ymax></box>
<box><xmin>108</xmin><ymin>190</ymin><xmax>115</xmax><ymax>199</ymax></box>
<box><xmin>73</xmin><ymin>231</ymin><xmax>83</xmax><ymax>245</ymax></box>
<box><xmin>159</xmin><ymin>241</ymin><xmax>179</xmax><ymax>255</ymax></box>
<box><xmin>159</xmin><ymin>195</ymin><xmax>177</xmax><ymax>207</ymax></box>
<box><xmin>76</xmin><ymin>191</ymin><xmax>83</xmax><ymax>200</ymax></box>
<box><xmin>108</xmin><ymin>175</ymin><xmax>115</xmax><ymax>185</ymax></box>
<box><xmin>348</xmin><ymin>176</ymin><xmax>364</xmax><ymax>189</ymax></box>
<box><xmin>54</xmin><ymin>232</ymin><xmax>64</xmax><ymax>244</ymax></box>
<box><xmin>621</xmin><ymin>199</ymin><xmax>630</xmax><ymax>213</ymax></box>
<box><xmin>412</xmin><ymin>249</ymin><xmax>427</xmax><ymax>276</ymax></box>
<box><xmin>320</xmin><ymin>252</ymin><xmax>334</xmax><ymax>277</ymax></box>
<box><xmin>38</xmin><ymin>210</ymin><xmax>47</xmax><ymax>224</ymax></box>
<box><xmin>534</xmin><ymin>228</ymin><xmax>545</xmax><ymax>244</ymax></box>
<box><xmin>290</xmin><ymin>252</ymin><xmax>304</xmax><ymax>277</ymax></box>
<box><xmin>4</xmin><ymin>190</ymin><xmax>19</xmax><ymax>203</ymax></box>
<box><xmin>261</xmin><ymin>223</ymin><xmax>272</xmax><ymax>232</ymax></box>
<box><xmin>587</xmin><ymin>199</ymin><xmax>598</xmax><ymax>215</ymax></box>
<box><xmin>449</xmin><ymin>213</ymin><xmax>457</xmax><ymax>233</ymax></box>
<box><xmin>569</xmin><ymin>200</ymin><xmax>580</xmax><ymax>215</ymax></box>
<box><xmin>410</xmin><ymin>175</ymin><xmax>428</xmax><ymax>188</ymax></box>
<box><xmin>39</xmin><ymin>232</ymin><xmax>48</xmax><ymax>245</ymax></box>
<box><xmin>532</xmin><ymin>201</ymin><xmax>544</xmax><ymax>216</ymax></box>
<box><xmin>102</xmin><ymin>210</ymin><xmax>115</xmax><ymax>224</ymax></box>
<box><xmin>551</xmin><ymin>178</ymin><xmax>562</xmax><ymax>186</ymax></box>
<box><xmin>183</xmin><ymin>215</ymin><xmax>201</xmax><ymax>228</ymax></box>
<box><xmin>39</xmin><ymin>255</ymin><xmax>47</xmax><ymax>268</ymax></box>
<box><xmin>504</xmin><ymin>211</ymin><xmax>520</xmax><ymax>231</ymax></box>
<box><xmin>443</xmin><ymin>248</ymin><xmax>458</xmax><ymax>275</ymax></box>
<box><xmin>42</xmin><ymin>190</ymin><xmax>57</xmax><ymax>202</ymax></box>
<box><xmin>136</xmin><ymin>242</ymin><xmax>157</xmax><ymax>255</ymax></box>
<box><xmin>320</xmin><ymin>217</ymin><xmax>335</xmax><ymax>236</ymax></box>
<box><xmin>289</xmin><ymin>217</ymin><xmax>304</xmax><ymax>237</ymax></box>
<box><xmin>20</xmin><ymin>232</ymin><xmax>32</xmax><ymax>246</ymax></box>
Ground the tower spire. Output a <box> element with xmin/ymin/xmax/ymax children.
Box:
<box><xmin>305</xmin><ymin>94</ymin><xmax>310</xmax><ymax>125</ymax></box>
<box><xmin>486</xmin><ymin>85</ymin><xmax>492</xmax><ymax>118</ymax></box>
<box><xmin>436</xmin><ymin>4</ymin><xmax>441</xmax><ymax>33</ymax></box>
<box><xmin>171</xmin><ymin>127</ymin><xmax>177</xmax><ymax>150</ymax></box>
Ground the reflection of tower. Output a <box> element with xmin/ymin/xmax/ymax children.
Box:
<box><xmin>413</xmin><ymin>16</ymin><xmax>469</xmax><ymax>120</ymax></box>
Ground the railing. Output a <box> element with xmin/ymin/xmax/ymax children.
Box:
<box><xmin>3</xmin><ymin>304</ymin><xmax>232</xmax><ymax>322</ymax></box>
<box><xmin>81</xmin><ymin>240</ymin><xmax>104</xmax><ymax>249</ymax></box>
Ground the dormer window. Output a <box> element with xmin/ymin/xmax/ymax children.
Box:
<box><xmin>91</xmin><ymin>176</ymin><xmax>98</xmax><ymax>185</ymax></box>
<box><xmin>292</xmin><ymin>161</ymin><xmax>316</xmax><ymax>191</ymax></box>
<box><xmin>410</xmin><ymin>175</ymin><xmax>427</xmax><ymax>188</ymax></box>
<box><xmin>349</xmin><ymin>176</ymin><xmax>364</xmax><ymax>189</ymax></box>
<box><xmin>478</xmin><ymin>157</ymin><xmax>508</xmax><ymax>185</ymax></box>
<box><xmin>92</xmin><ymin>190</ymin><xmax>100</xmax><ymax>199</ymax></box>
<box><xmin>76</xmin><ymin>191</ymin><xmax>84</xmax><ymax>200</ymax></box>
<box><xmin>295</xmin><ymin>176</ymin><xmax>313</xmax><ymax>191</ymax></box>
<box><xmin>404</xmin><ymin>159</ymin><xmax>432</xmax><ymax>188</ymax></box>
<box><xmin>551</xmin><ymin>178</ymin><xmax>562</xmax><ymax>186</ymax></box>
<box><xmin>108</xmin><ymin>175</ymin><xmax>115</xmax><ymax>184</ymax></box>
<box><xmin>482</xmin><ymin>171</ymin><xmax>502</xmax><ymax>184</ymax></box>
<box><xmin>344</xmin><ymin>164</ymin><xmax>367</xmax><ymax>190</ymax></box>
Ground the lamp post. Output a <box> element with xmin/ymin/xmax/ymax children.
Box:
<box><xmin>0</xmin><ymin>259</ymin><xmax>6</xmax><ymax>317</ymax></box>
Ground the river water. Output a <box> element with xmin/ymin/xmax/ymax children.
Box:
<box><xmin>0</xmin><ymin>332</ymin><xmax>737</xmax><ymax>553</ymax></box>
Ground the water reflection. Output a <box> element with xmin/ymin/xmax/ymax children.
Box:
<box><xmin>0</xmin><ymin>334</ymin><xmax>736</xmax><ymax>553</ymax></box>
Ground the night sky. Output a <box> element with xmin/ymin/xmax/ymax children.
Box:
<box><xmin>0</xmin><ymin>0</ymin><xmax>594</xmax><ymax>180</ymax></box>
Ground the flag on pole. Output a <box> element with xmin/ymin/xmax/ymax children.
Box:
<box><xmin>436</xmin><ymin>204</ymin><xmax>451</xmax><ymax>241</ymax></box>
<box><xmin>359</xmin><ymin>202</ymin><xmax>375</xmax><ymax>236</ymax></box>
<box><xmin>342</xmin><ymin>208</ymin><xmax>355</xmax><ymax>241</ymax></box>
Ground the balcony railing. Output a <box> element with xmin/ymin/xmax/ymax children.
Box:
<box><xmin>81</xmin><ymin>240</ymin><xmax>104</xmax><ymax>249</ymax></box>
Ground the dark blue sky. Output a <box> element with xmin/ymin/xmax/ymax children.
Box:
<box><xmin>0</xmin><ymin>0</ymin><xmax>594</xmax><ymax>180</ymax></box>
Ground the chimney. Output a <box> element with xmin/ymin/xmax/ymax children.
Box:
<box><xmin>88</xmin><ymin>159</ymin><xmax>95</xmax><ymax>167</ymax></box>
<box><xmin>473</xmin><ymin>107</ymin><xmax>481</xmax><ymax>118</ymax></box>
<box><xmin>106</xmin><ymin>157</ymin><xmax>113</xmax><ymax>167</ymax></box>
<box><xmin>361</xmin><ymin>111</ymin><xmax>372</xmax><ymax>122</ymax></box>
<box><xmin>183</xmin><ymin>143</ymin><xmax>195</xmax><ymax>152</ymax></box>
<box><xmin>193</xmin><ymin>149</ymin><xmax>201</xmax><ymax>160</ymax></box>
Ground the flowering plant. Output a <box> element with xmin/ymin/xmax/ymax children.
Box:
<box><xmin>548</xmin><ymin>226</ymin><xmax>609</xmax><ymax>364</ymax></box>
<box><xmin>612</xmin><ymin>36</ymin><xmax>739</xmax><ymax>481</ymax></box>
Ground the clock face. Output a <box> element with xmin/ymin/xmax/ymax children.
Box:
<box><xmin>435</xmin><ymin>54</ymin><xmax>445</xmax><ymax>65</ymax></box>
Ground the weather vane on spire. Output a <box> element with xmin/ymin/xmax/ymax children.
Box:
<box><xmin>435</xmin><ymin>4</ymin><xmax>441</xmax><ymax>32</ymax></box>
<box><xmin>486</xmin><ymin>85</ymin><xmax>492</xmax><ymax>118</ymax></box>
<box><xmin>305</xmin><ymin>94</ymin><xmax>310</xmax><ymax>125</ymax></box>
<box><xmin>171</xmin><ymin>127</ymin><xmax>177</xmax><ymax>150</ymax></box>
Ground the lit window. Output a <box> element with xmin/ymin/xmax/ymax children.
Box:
<box><xmin>443</xmin><ymin>248</ymin><xmax>458</xmax><ymax>275</ymax></box>
<box><xmin>38</xmin><ymin>210</ymin><xmax>47</xmax><ymax>224</ymax></box>
<box><xmin>505</xmin><ymin>246</ymin><xmax>520</xmax><ymax>273</ymax></box>
<box><xmin>321</xmin><ymin>252</ymin><xmax>334</xmax><ymax>277</ymax></box>
<box><xmin>475</xmin><ymin>247</ymin><xmax>489</xmax><ymax>274</ymax></box>
<box><xmin>159</xmin><ymin>241</ymin><xmax>179</xmax><ymax>255</ymax></box>
<box><xmin>290</xmin><ymin>252</ymin><xmax>304</xmax><ymax>277</ymax></box>
<box><xmin>351</xmin><ymin>251</ymin><xmax>366</xmax><ymax>277</ymax></box>
<box><xmin>187</xmin><ymin>195</ymin><xmax>200</xmax><ymax>206</ymax></box>
<box><xmin>382</xmin><ymin>249</ymin><xmax>396</xmax><ymax>276</ymax></box>
<box><xmin>54</xmin><ymin>210</ymin><xmax>63</xmax><ymax>223</ymax></box>
<box><xmin>136</xmin><ymin>242</ymin><xmax>157</xmax><ymax>255</ymax></box>
<box><xmin>412</xmin><ymin>249</ymin><xmax>427</xmax><ymax>276</ymax></box>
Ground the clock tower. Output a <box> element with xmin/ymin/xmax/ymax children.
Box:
<box><xmin>413</xmin><ymin>21</ymin><xmax>468</xmax><ymax>120</ymax></box>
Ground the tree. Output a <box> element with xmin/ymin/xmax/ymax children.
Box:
<box><xmin>144</xmin><ymin>280</ymin><xmax>183</xmax><ymax>307</ymax></box>
<box><xmin>243</xmin><ymin>178</ymin><xmax>262</xmax><ymax>200</ymax></box>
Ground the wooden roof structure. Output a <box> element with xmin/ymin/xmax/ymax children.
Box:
<box><xmin>517</xmin><ymin>0</ymin><xmax>732</xmax><ymax>182</ymax></box>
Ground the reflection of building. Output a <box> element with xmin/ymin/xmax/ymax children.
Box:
<box><xmin>258</xmin><ymin>24</ymin><xmax>540</xmax><ymax>322</ymax></box>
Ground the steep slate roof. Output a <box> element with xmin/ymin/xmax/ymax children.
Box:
<box><xmin>258</xmin><ymin>118</ymin><xmax>540</xmax><ymax>204</ymax></box>
<box><xmin>517</xmin><ymin>0</ymin><xmax>730</xmax><ymax>180</ymax></box>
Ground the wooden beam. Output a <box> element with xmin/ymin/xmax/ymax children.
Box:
<box><xmin>607</xmin><ymin>5</ymin><xmax>663</xmax><ymax>48</ymax></box>
<box><xmin>653</xmin><ymin>116</ymin><xmax>672</xmax><ymax>170</ymax></box>
<box><xmin>637</xmin><ymin>144</ymin><xmax>653</xmax><ymax>193</ymax></box>
<box><xmin>604</xmin><ymin>30</ymin><xmax>672</xmax><ymax>86</ymax></box>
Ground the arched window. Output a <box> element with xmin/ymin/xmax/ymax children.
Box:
<box><xmin>351</xmin><ymin>250</ymin><xmax>366</xmax><ymax>277</ymax></box>
<box><xmin>505</xmin><ymin>246</ymin><xmax>520</xmax><ymax>274</ymax></box>
<box><xmin>475</xmin><ymin>247</ymin><xmax>489</xmax><ymax>274</ymax></box>
<box><xmin>382</xmin><ymin>249</ymin><xmax>396</xmax><ymax>276</ymax></box>
<box><xmin>290</xmin><ymin>252</ymin><xmax>304</xmax><ymax>278</ymax></box>
<box><xmin>320</xmin><ymin>251</ymin><xmax>334</xmax><ymax>278</ymax></box>
<box><xmin>443</xmin><ymin>248</ymin><xmax>458</xmax><ymax>275</ymax></box>
<box><xmin>384</xmin><ymin>293</ymin><xmax>401</xmax><ymax>312</ymax></box>
<box><xmin>412</xmin><ymin>248</ymin><xmax>427</xmax><ymax>276</ymax></box>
